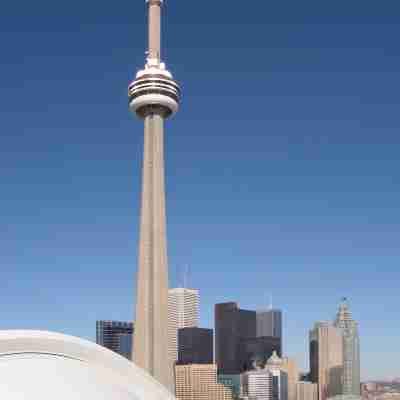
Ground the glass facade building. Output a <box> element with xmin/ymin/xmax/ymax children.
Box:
<box><xmin>96</xmin><ymin>320</ymin><xmax>134</xmax><ymax>360</ymax></box>
<box><xmin>238</xmin><ymin>336</ymin><xmax>282</xmax><ymax>371</ymax></box>
<box><xmin>215</xmin><ymin>303</ymin><xmax>283</xmax><ymax>374</ymax></box>
<box><xmin>215</xmin><ymin>303</ymin><xmax>257</xmax><ymax>374</ymax></box>
<box><xmin>178</xmin><ymin>327</ymin><xmax>213</xmax><ymax>365</ymax></box>
<box><xmin>257</xmin><ymin>310</ymin><xmax>283</xmax><ymax>341</ymax></box>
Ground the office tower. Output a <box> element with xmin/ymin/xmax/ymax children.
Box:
<box><xmin>281</xmin><ymin>357</ymin><xmax>299</xmax><ymax>400</ymax></box>
<box><xmin>257</xmin><ymin>310</ymin><xmax>283</xmax><ymax>340</ymax></box>
<box><xmin>215</xmin><ymin>302</ymin><xmax>283</xmax><ymax>374</ymax></box>
<box><xmin>129</xmin><ymin>0</ymin><xmax>180</xmax><ymax>391</ymax></box>
<box><xmin>309</xmin><ymin>322</ymin><xmax>343</xmax><ymax>400</ymax></box>
<box><xmin>96</xmin><ymin>320</ymin><xmax>134</xmax><ymax>360</ymax></box>
<box><xmin>178</xmin><ymin>327</ymin><xmax>213</xmax><ymax>365</ymax></box>
<box><xmin>168</xmin><ymin>288</ymin><xmax>200</xmax><ymax>364</ymax></box>
<box><xmin>297</xmin><ymin>382</ymin><xmax>318</xmax><ymax>400</ymax></box>
<box><xmin>215</xmin><ymin>303</ymin><xmax>257</xmax><ymax>374</ymax></box>
<box><xmin>264</xmin><ymin>352</ymin><xmax>289</xmax><ymax>400</ymax></box>
<box><xmin>238</xmin><ymin>336</ymin><xmax>282</xmax><ymax>371</ymax></box>
<box><xmin>175</xmin><ymin>364</ymin><xmax>234</xmax><ymax>400</ymax></box>
<box><xmin>242</xmin><ymin>368</ymin><xmax>273</xmax><ymax>400</ymax></box>
<box><xmin>334</xmin><ymin>299</ymin><xmax>361</xmax><ymax>397</ymax></box>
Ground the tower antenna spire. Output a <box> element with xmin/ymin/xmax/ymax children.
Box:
<box><xmin>183</xmin><ymin>264</ymin><xmax>190</xmax><ymax>288</ymax></box>
<box><xmin>147</xmin><ymin>0</ymin><xmax>163</xmax><ymax>62</ymax></box>
<box><xmin>183</xmin><ymin>265</ymin><xmax>187</xmax><ymax>288</ymax></box>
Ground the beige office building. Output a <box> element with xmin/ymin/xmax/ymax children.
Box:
<box><xmin>310</xmin><ymin>322</ymin><xmax>343</xmax><ymax>400</ymax></box>
<box><xmin>297</xmin><ymin>382</ymin><xmax>318</xmax><ymax>400</ymax></box>
<box><xmin>175</xmin><ymin>364</ymin><xmax>234</xmax><ymax>400</ymax></box>
<box><xmin>281</xmin><ymin>357</ymin><xmax>299</xmax><ymax>400</ymax></box>
<box><xmin>168</xmin><ymin>288</ymin><xmax>199</xmax><ymax>364</ymax></box>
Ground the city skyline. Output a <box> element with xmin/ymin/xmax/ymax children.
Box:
<box><xmin>1</xmin><ymin>0</ymin><xmax>400</xmax><ymax>382</ymax></box>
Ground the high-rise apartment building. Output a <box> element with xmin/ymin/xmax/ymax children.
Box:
<box><xmin>175</xmin><ymin>364</ymin><xmax>234</xmax><ymax>400</ymax></box>
<box><xmin>242</xmin><ymin>368</ymin><xmax>273</xmax><ymax>400</ymax></box>
<box><xmin>334</xmin><ymin>299</ymin><xmax>360</xmax><ymax>397</ymax></box>
<box><xmin>257</xmin><ymin>310</ymin><xmax>283</xmax><ymax>340</ymax></box>
<box><xmin>309</xmin><ymin>322</ymin><xmax>343</xmax><ymax>400</ymax></box>
<box><xmin>215</xmin><ymin>302</ymin><xmax>283</xmax><ymax>374</ymax></box>
<box><xmin>178</xmin><ymin>327</ymin><xmax>213</xmax><ymax>365</ymax></box>
<box><xmin>297</xmin><ymin>382</ymin><xmax>318</xmax><ymax>400</ymax></box>
<box><xmin>168</xmin><ymin>288</ymin><xmax>199</xmax><ymax>364</ymax></box>
<box><xmin>96</xmin><ymin>320</ymin><xmax>134</xmax><ymax>360</ymax></box>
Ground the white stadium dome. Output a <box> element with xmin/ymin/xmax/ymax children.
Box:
<box><xmin>0</xmin><ymin>330</ymin><xmax>176</xmax><ymax>400</ymax></box>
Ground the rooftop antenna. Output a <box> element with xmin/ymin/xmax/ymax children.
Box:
<box><xmin>269</xmin><ymin>293</ymin><xmax>273</xmax><ymax>310</ymax></box>
<box><xmin>183</xmin><ymin>264</ymin><xmax>190</xmax><ymax>288</ymax></box>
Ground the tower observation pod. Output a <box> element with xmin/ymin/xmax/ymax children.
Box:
<box><xmin>128</xmin><ymin>0</ymin><xmax>180</xmax><ymax>394</ymax></box>
<box><xmin>129</xmin><ymin>0</ymin><xmax>180</xmax><ymax>118</ymax></box>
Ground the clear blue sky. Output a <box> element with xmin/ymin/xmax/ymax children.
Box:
<box><xmin>1</xmin><ymin>0</ymin><xmax>399</xmax><ymax>381</ymax></box>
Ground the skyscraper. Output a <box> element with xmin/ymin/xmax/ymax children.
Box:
<box><xmin>215</xmin><ymin>302</ymin><xmax>257</xmax><ymax>374</ymax></box>
<box><xmin>280</xmin><ymin>357</ymin><xmax>299</xmax><ymax>400</ymax></box>
<box><xmin>215</xmin><ymin>302</ymin><xmax>283</xmax><ymax>374</ymax></box>
<box><xmin>96</xmin><ymin>320</ymin><xmax>134</xmax><ymax>360</ymax></box>
<box><xmin>257</xmin><ymin>310</ymin><xmax>283</xmax><ymax>340</ymax></box>
<box><xmin>168</xmin><ymin>288</ymin><xmax>200</xmax><ymax>364</ymax></box>
<box><xmin>309</xmin><ymin>322</ymin><xmax>343</xmax><ymax>400</ymax></box>
<box><xmin>178</xmin><ymin>327</ymin><xmax>213</xmax><ymax>365</ymax></box>
<box><xmin>238</xmin><ymin>336</ymin><xmax>282</xmax><ymax>371</ymax></box>
<box><xmin>129</xmin><ymin>0</ymin><xmax>180</xmax><ymax>391</ymax></box>
<box><xmin>334</xmin><ymin>299</ymin><xmax>360</xmax><ymax>397</ymax></box>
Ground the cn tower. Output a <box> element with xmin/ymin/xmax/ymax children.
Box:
<box><xmin>128</xmin><ymin>0</ymin><xmax>179</xmax><ymax>392</ymax></box>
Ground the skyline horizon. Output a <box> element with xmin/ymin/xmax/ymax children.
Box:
<box><xmin>1</xmin><ymin>0</ymin><xmax>400</xmax><ymax>383</ymax></box>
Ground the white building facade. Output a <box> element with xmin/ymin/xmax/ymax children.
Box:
<box><xmin>264</xmin><ymin>352</ymin><xmax>289</xmax><ymax>400</ymax></box>
<box><xmin>242</xmin><ymin>369</ymin><xmax>273</xmax><ymax>400</ymax></box>
<box><xmin>168</xmin><ymin>288</ymin><xmax>199</xmax><ymax>364</ymax></box>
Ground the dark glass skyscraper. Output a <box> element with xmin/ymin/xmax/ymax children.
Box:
<box><xmin>334</xmin><ymin>298</ymin><xmax>361</xmax><ymax>396</ymax></box>
<box><xmin>238</xmin><ymin>336</ymin><xmax>282</xmax><ymax>371</ymax></box>
<box><xmin>257</xmin><ymin>309</ymin><xmax>282</xmax><ymax>340</ymax></box>
<box><xmin>215</xmin><ymin>303</ymin><xmax>257</xmax><ymax>374</ymax></box>
<box><xmin>177</xmin><ymin>327</ymin><xmax>213</xmax><ymax>365</ymax></box>
<box><xmin>96</xmin><ymin>320</ymin><xmax>134</xmax><ymax>360</ymax></box>
<box><xmin>215</xmin><ymin>303</ymin><xmax>283</xmax><ymax>374</ymax></box>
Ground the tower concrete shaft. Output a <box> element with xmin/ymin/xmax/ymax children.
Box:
<box><xmin>130</xmin><ymin>0</ymin><xmax>179</xmax><ymax>391</ymax></box>
<box><xmin>134</xmin><ymin>114</ymin><xmax>172</xmax><ymax>390</ymax></box>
